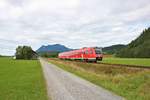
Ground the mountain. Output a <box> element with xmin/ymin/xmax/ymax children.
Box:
<box><xmin>36</xmin><ymin>44</ymin><xmax>72</xmax><ymax>53</ymax></box>
<box><xmin>116</xmin><ymin>27</ymin><xmax>150</xmax><ymax>58</ymax></box>
<box><xmin>103</xmin><ymin>44</ymin><xmax>126</xmax><ymax>54</ymax></box>
<box><xmin>36</xmin><ymin>43</ymin><xmax>126</xmax><ymax>55</ymax></box>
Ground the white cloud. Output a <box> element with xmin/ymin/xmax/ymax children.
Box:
<box><xmin>0</xmin><ymin>0</ymin><xmax>150</xmax><ymax>55</ymax></box>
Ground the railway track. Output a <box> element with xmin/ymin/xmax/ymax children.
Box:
<box><xmin>97</xmin><ymin>62</ymin><xmax>150</xmax><ymax>69</ymax></box>
<box><xmin>48</xmin><ymin>58</ymin><xmax>150</xmax><ymax>69</ymax></box>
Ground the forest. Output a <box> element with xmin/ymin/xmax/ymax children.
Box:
<box><xmin>116</xmin><ymin>27</ymin><xmax>150</xmax><ymax>58</ymax></box>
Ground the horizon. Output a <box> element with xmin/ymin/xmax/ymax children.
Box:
<box><xmin>0</xmin><ymin>43</ymin><xmax>126</xmax><ymax>56</ymax></box>
<box><xmin>0</xmin><ymin>0</ymin><xmax>150</xmax><ymax>55</ymax></box>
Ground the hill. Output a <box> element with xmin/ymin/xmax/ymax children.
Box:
<box><xmin>36</xmin><ymin>44</ymin><xmax>127</xmax><ymax>56</ymax></box>
<box><xmin>36</xmin><ymin>44</ymin><xmax>72</xmax><ymax>53</ymax></box>
<box><xmin>36</xmin><ymin>44</ymin><xmax>72</xmax><ymax>57</ymax></box>
<box><xmin>116</xmin><ymin>27</ymin><xmax>150</xmax><ymax>58</ymax></box>
<box><xmin>103</xmin><ymin>44</ymin><xmax>126</xmax><ymax>54</ymax></box>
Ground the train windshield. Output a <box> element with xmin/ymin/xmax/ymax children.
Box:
<box><xmin>95</xmin><ymin>48</ymin><xmax>102</xmax><ymax>54</ymax></box>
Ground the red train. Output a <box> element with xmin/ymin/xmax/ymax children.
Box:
<box><xmin>58</xmin><ymin>47</ymin><xmax>103</xmax><ymax>62</ymax></box>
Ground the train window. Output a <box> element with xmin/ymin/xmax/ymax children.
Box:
<box><xmin>95</xmin><ymin>49</ymin><xmax>102</xmax><ymax>54</ymax></box>
<box><xmin>82</xmin><ymin>51</ymin><xmax>85</xmax><ymax>54</ymax></box>
<box><xmin>89</xmin><ymin>50</ymin><xmax>93</xmax><ymax>54</ymax></box>
<box><xmin>85</xmin><ymin>50</ymin><xmax>88</xmax><ymax>54</ymax></box>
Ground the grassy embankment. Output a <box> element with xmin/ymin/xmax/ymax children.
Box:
<box><xmin>0</xmin><ymin>57</ymin><xmax>48</xmax><ymax>100</ymax></box>
<box><xmin>101</xmin><ymin>57</ymin><xmax>150</xmax><ymax>67</ymax></box>
<box><xmin>49</xmin><ymin>59</ymin><xmax>150</xmax><ymax>100</ymax></box>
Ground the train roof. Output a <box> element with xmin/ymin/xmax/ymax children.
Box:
<box><xmin>82</xmin><ymin>47</ymin><xmax>102</xmax><ymax>49</ymax></box>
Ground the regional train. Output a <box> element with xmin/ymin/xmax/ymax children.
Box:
<box><xmin>58</xmin><ymin>47</ymin><xmax>103</xmax><ymax>62</ymax></box>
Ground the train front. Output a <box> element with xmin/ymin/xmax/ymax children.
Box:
<box><xmin>94</xmin><ymin>47</ymin><xmax>103</xmax><ymax>61</ymax></box>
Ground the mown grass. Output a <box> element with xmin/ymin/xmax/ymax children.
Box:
<box><xmin>0</xmin><ymin>57</ymin><xmax>48</xmax><ymax>100</ymax></box>
<box><xmin>49</xmin><ymin>59</ymin><xmax>150</xmax><ymax>100</ymax></box>
<box><xmin>102</xmin><ymin>57</ymin><xmax>150</xmax><ymax>67</ymax></box>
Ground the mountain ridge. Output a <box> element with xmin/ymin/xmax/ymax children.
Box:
<box><xmin>36</xmin><ymin>44</ymin><xmax>72</xmax><ymax>53</ymax></box>
<box><xmin>36</xmin><ymin>43</ymin><xmax>126</xmax><ymax>55</ymax></box>
<box><xmin>103</xmin><ymin>44</ymin><xmax>126</xmax><ymax>54</ymax></box>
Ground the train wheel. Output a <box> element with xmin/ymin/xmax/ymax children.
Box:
<box><xmin>99</xmin><ymin>57</ymin><xmax>103</xmax><ymax>61</ymax></box>
<box><xmin>83</xmin><ymin>59</ymin><xmax>88</xmax><ymax>62</ymax></box>
<box><xmin>94</xmin><ymin>60</ymin><xmax>97</xmax><ymax>63</ymax></box>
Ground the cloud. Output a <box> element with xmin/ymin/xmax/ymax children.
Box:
<box><xmin>0</xmin><ymin>0</ymin><xmax>150</xmax><ymax>55</ymax></box>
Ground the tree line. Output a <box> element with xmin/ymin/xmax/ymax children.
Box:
<box><xmin>37</xmin><ymin>51</ymin><xmax>59</xmax><ymax>58</ymax></box>
<box><xmin>116</xmin><ymin>27</ymin><xmax>150</xmax><ymax>58</ymax></box>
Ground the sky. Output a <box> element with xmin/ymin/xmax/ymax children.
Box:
<box><xmin>0</xmin><ymin>0</ymin><xmax>150</xmax><ymax>55</ymax></box>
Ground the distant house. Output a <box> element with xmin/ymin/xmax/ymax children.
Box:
<box><xmin>31</xmin><ymin>51</ymin><xmax>38</xmax><ymax>59</ymax></box>
<box><xmin>13</xmin><ymin>56</ymin><xmax>16</xmax><ymax>59</ymax></box>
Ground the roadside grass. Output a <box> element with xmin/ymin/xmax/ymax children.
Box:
<box><xmin>49</xmin><ymin>59</ymin><xmax>150</xmax><ymax>100</ymax></box>
<box><xmin>0</xmin><ymin>57</ymin><xmax>48</xmax><ymax>100</ymax></box>
<box><xmin>101</xmin><ymin>57</ymin><xmax>150</xmax><ymax>67</ymax></box>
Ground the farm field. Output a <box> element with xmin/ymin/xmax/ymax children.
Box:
<box><xmin>49</xmin><ymin>59</ymin><xmax>150</xmax><ymax>100</ymax></box>
<box><xmin>0</xmin><ymin>57</ymin><xmax>47</xmax><ymax>100</ymax></box>
<box><xmin>101</xmin><ymin>57</ymin><xmax>150</xmax><ymax>67</ymax></box>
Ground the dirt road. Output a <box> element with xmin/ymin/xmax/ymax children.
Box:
<box><xmin>40</xmin><ymin>58</ymin><xmax>123</xmax><ymax>100</ymax></box>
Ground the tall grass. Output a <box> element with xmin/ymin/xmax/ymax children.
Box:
<box><xmin>49</xmin><ymin>59</ymin><xmax>150</xmax><ymax>100</ymax></box>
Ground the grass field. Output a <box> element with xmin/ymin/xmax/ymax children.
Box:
<box><xmin>0</xmin><ymin>57</ymin><xmax>48</xmax><ymax>100</ymax></box>
<box><xmin>102</xmin><ymin>57</ymin><xmax>150</xmax><ymax>67</ymax></box>
<box><xmin>49</xmin><ymin>59</ymin><xmax>150</xmax><ymax>100</ymax></box>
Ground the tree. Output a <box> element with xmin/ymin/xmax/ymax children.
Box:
<box><xmin>15</xmin><ymin>46</ymin><xmax>36</xmax><ymax>59</ymax></box>
<box><xmin>38</xmin><ymin>51</ymin><xmax>59</xmax><ymax>58</ymax></box>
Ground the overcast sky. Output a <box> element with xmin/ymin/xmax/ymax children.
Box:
<box><xmin>0</xmin><ymin>0</ymin><xmax>150</xmax><ymax>55</ymax></box>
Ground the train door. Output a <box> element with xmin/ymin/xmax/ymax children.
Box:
<box><xmin>89</xmin><ymin>48</ymin><xmax>93</xmax><ymax>58</ymax></box>
<box><xmin>85</xmin><ymin>49</ymin><xmax>89</xmax><ymax>59</ymax></box>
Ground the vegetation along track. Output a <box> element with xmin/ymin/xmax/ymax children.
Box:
<box><xmin>49</xmin><ymin>58</ymin><xmax>150</xmax><ymax>69</ymax></box>
<box><xmin>48</xmin><ymin>58</ymin><xmax>150</xmax><ymax>100</ymax></box>
<box><xmin>97</xmin><ymin>62</ymin><xmax>150</xmax><ymax>69</ymax></box>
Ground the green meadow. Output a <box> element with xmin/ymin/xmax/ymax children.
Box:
<box><xmin>101</xmin><ymin>57</ymin><xmax>150</xmax><ymax>67</ymax></box>
<box><xmin>0</xmin><ymin>57</ymin><xmax>47</xmax><ymax>100</ymax></box>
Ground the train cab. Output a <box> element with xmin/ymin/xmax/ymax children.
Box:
<box><xmin>94</xmin><ymin>47</ymin><xmax>103</xmax><ymax>61</ymax></box>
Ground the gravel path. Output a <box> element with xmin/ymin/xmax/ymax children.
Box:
<box><xmin>40</xmin><ymin>58</ymin><xmax>123</xmax><ymax>100</ymax></box>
